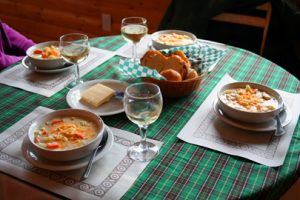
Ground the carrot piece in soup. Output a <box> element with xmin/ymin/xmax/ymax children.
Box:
<box><xmin>51</xmin><ymin>119</ymin><xmax>64</xmax><ymax>125</ymax></box>
<box><xmin>74</xmin><ymin>132</ymin><xmax>85</xmax><ymax>139</ymax></box>
<box><xmin>51</xmin><ymin>49</ymin><xmax>60</xmax><ymax>57</ymax></box>
<box><xmin>33</xmin><ymin>49</ymin><xmax>42</xmax><ymax>54</ymax></box>
<box><xmin>46</xmin><ymin>142</ymin><xmax>60</xmax><ymax>149</ymax></box>
<box><xmin>42</xmin><ymin>52</ymin><xmax>47</xmax><ymax>58</ymax></box>
<box><xmin>34</xmin><ymin>136</ymin><xmax>40</xmax><ymax>143</ymax></box>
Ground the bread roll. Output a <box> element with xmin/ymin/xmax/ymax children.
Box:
<box><xmin>140</xmin><ymin>50</ymin><xmax>190</xmax><ymax>79</ymax></box>
<box><xmin>160</xmin><ymin>69</ymin><xmax>182</xmax><ymax>81</ymax></box>
<box><xmin>164</xmin><ymin>55</ymin><xmax>188</xmax><ymax>79</ymax></box>
<box><xmin>186</xmin><ymin>68</ymin><xmax>198</xmax><ymax>80</ymax></box>
<box><xmin>140</xmin><ymin>50</ymin><xmax>165</xmax><ymax>72</ymax></box>
<box><xmin>173</xmin><ymin>51</ymin><xmax>191</xmax><ymax>67</ymax></box>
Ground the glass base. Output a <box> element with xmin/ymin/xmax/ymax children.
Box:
<box><xmin>124</xmin><ymin>57</ymin><xmax>140</xmax><ymax>64</ymax></box>
<box><xmin>128</xmin><ymin>141</ymin><xmax>158</xmax><ymax>162</ymax></box>
<box><xmin>65</xmin><ymin>79</ymin><xmax>83</xmax><ymax>89</ymax></box>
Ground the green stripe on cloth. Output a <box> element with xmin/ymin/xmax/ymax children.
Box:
<box><xmin>89</xmin><ymin>35</ymin><xmax>126</xmax><ymax>51</ymax></box>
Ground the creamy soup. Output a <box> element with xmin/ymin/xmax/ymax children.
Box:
<box><xmin>32</xmin><ymin>45</ymin><xmax>60</xmax><ymax>59</ymax></box>
<box><xmin>34</xmin><ymin>117</ymin><xmax>98</xmax><ymax>150</ymax></box>
<box><xmin>155</xmin><ymin>33</ymin><xmax>194</xmax><ymax>46</ymax></box>
<box><xmin>220</xmin><ymin>85</ymin><xmax>278</xmax><ymax>112</ymax></box>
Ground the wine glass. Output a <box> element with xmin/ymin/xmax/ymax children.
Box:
<box><xmin>124</xmin><ymin>82</ymin><xmax>163</xmax><ymax>162</ymax></box>
<box><xmin>59</xmin><ymin>33</ymin><xmax>89</xmax><ymax>89</ymax></box>
<box><xmin>121</xmin><ymin>17</ymin><xmax>148</xmax><ymax>63</ymax></box>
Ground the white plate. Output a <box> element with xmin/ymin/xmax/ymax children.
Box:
<box><xmin>66</xmin><ymin>79</ymin><xmax>128</xmax><ymax>116</ymax></box>
<box><xmin>22</xmin><ymin>126</ymin><xmax>114</xmax><ymax>171</ymax></box>
<box><xmin>22</xmin><ymin>56</ymin><xmax>73</xmax><ymax>73</ymax></box>
<box><xmin>213</xmin><ymin>99</ymin><xmax>292</xmax><ymax>132</ymax></box>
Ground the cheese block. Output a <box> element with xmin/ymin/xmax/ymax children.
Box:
<box><xmin>80</xmin><ymin>83</ymin><xmax>115</xmax><ymax>108</ymax></box>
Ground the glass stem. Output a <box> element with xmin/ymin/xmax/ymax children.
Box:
<box><xmin>138</xmin><ymin>125</ymin><xmax>148</xmax><ymax>149</ymax></box>
<box><xmin>132</xmin><ymin>43</ymin><xmax>137</xmax><ymax>63</ymax></box>
<box><xmin>74</xmin><ymin>63</ymin><xmax>80</xmax><ymax>83</ymax></box>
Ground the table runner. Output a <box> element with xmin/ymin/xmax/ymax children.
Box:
<box><xmin>0</xmin><ymin>48</ymin><xmax>114</xmax><ymax>97</ymax></box>
<box><xmin>177</xmin><ymin>74</ymin><xmax>300</xmax><ymax>167</ymax></box>
<box><xmin>0</xmin><ymin>106</ymin><xmax>163</xmax><ymax>200</ymax></box>
<box><xmin>1</xmin><ymin>35</ymin><xmax>300</xmax><ymax>199</ymax></box>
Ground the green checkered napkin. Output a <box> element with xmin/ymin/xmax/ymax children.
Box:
<box><xmin>118</xmin><ymin>43</ymin><xmax>226</xmax><ymax>80</ymax></box>
<box><xmin>118</xmin><ymin>59</ymin><xmax>166</xmax><ymax>80</ymax></box>
<box><xmin>161</xmin><ymin>42</ymin><xmax>227</xmax><ymax>73</ymax></box>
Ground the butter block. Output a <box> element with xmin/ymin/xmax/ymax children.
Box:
<box><xmin>80</xmin><ymin>83</ymin><xmax>115</xmax><ymax>108</ymax></box>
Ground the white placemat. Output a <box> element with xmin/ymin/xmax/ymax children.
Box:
<box><xmin>0</xmin><ymin>48</ymin><xmax>115</xmax><ymax>97</ymax></box>
<box><xmin>177</xmin><ymin>74</ymin><xmax>300</xmax><ymax>167</ymax></box>
<box><xmin>0</xmin><ymin>106</ymin><xmax>163</xmax><ymax>200</ymax></box>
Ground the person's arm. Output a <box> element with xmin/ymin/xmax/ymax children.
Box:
<box><xmin>0</xmin><ymin>51</ymin><xmax>23</xmax><ymax>70</ymax></box>
<box><xmin>1</xmin><ymin>22</ymin><xmax>35</xmax><ymax>55</ymax></box>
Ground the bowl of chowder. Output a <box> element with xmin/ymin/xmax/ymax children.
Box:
<box><xmin>217</xmin><ymin>82</ymin><xmax>283</xmax><ymax>123</ymax></box>
<box><xmin>28</xmin><ymin>109</ymin><xmax>104</xmax><ymax>161</ymax></box>
<box><xmin>151</xmin><ymin>30</ymin><xmax>197</xmax><ymax>50</ymax></box>
<box><xmin>26</xmin><ymin>41</ymin><xmax>66</xmax><ymax>69</ymax></box>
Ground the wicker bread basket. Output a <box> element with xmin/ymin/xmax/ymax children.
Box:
<box><xmin>143</xmin><ymin>73</ymin><xmax>205</xmax><ymax>98</ymax></box>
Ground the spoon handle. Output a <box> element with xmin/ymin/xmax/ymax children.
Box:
<box><xmin>274</xmin><ymin>115</ymin><xmax>285</xmax><ymax>136</ymax></box>
<box><xmin>81</xmin><ymin>129</ymin><xmax>108</xmax><ymax>179</ymax></box>
<box><xmin>82</xmin><ymin>146</ymin><xmax>100</xmax><ymax>179</ymax></box>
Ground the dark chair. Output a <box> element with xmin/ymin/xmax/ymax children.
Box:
<box><xmin>212</xmin><ymin>2</ymin><xmax>272</xmax><ymax>55</ymax></box>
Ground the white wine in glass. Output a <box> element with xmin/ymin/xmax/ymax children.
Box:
<box><xmin>59</xmin><ymin>33</ymin><xmax>89</xmax><ymax>89</ymax></box>
<box><xmin>121</xmin><ymin>17</ymin><xmax>148</xmax><ymax>62</ymax></box>
<box><xmin>124</xmin><ymin>82</ymin><xmax>163</xmax><ymax>162</ymax></box>
<box><xmin>60</xmin><ymin>44</ymin><xmax>89</xmax><ymax>63</ymax></box>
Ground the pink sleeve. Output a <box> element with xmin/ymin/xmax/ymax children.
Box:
<box><xmin>0</xmin><ymin>52</ymin><xmax>23</xmax><ymax>70</ymax></box>
<box><xmin>2</xmin><ymin>23</ymin><xmax>35</xmax><ymax>53</ymax></box>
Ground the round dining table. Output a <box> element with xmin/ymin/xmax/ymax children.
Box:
<box><xmin>0</xmin><ymin>35</ymin><xmax>299</xmax><ymax>200</ymax></box>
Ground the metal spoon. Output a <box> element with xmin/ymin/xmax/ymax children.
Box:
<box><xmin>274</xmin><ymin>105</ymin><xmax>286</xmax><ymax>137</ymax></box>
<box><xmin>82</xmin><ymin>129</ymin><xmax>108</xmax><ymax>179</ymax></box>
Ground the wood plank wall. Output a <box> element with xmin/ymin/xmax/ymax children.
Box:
<box><xmin>0</xmin><ymin>0</ymin><xmax>171</xmax><ymax>43</ymax></box>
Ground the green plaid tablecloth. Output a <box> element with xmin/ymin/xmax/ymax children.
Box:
<box><xmin>0</xmin><ymin>36</ymin><xmax>299</xmax><ymax>199</ymax></box>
